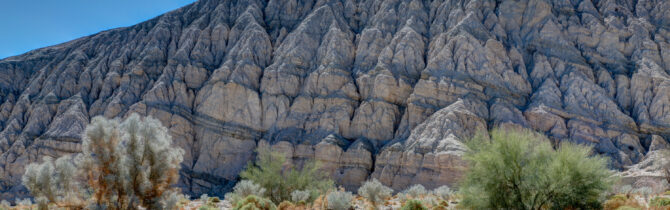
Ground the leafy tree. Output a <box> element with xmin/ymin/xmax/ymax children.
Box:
<box><xmin>458</xmin><ymin>128</ymin><xmax>614</xmax><ymax>210</ymax></box>
<box><xmin>240</xmin><ymin>148</ymin><xmax>333</xmax><ymax>203</ymax></box>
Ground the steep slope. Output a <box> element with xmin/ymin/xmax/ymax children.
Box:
<box><xmin>1</xmin><ymin>0</ymin><xmax>670</xmax><ymax>198</ymax></box>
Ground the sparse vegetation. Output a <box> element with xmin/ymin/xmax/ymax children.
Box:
<box><xmin>326</xmin><ymin>190</ymin><xmax>353</xmax><ymax>210</ymax></box>
<box><xmin>433</xmin><ymin>199</ymin><xmax>449</xmax><ymax>210</ymax></box>
<box><xmin>650</xmin><ymin>196</ymin><xmax>670</xmax><ymax>207</ymax></box>
<box><xmin>21</xmin><ymin>114</ymin><xmax>184</xmax><ymax>210</ymax></box>
<box><xmin>358</xmin><ymin>178</ymin><xmax>393</xmax><ymax>208</ymax></box>
<box><xmin>0</xmin><ymin>200</ymin><xmax>9</xmax><ymax>209</ymax></box>
<box><xmin>459</xmin><ymin>128</ymin><xmax>615</xmax><ymax>209</ymax></box>
<box><xmin>239</xmin><ymin>147</ymin><xmax>334</xmax><ymax>203</ymax></box>
<box><xmin>402</xmin><ymin>184</ymin><xmax>427</xmax><ymax>199</ymax></box>
<box><xmin>432</xmin><ymin>186</ymin><xmax>452</xmax><ymax>201</ymax></box>
<box><xmin>22</xmin><ymin>156</ymin><xmax>80</xmax><ymax>209</ymax></box>
<box><xmin>15</xmin><ymin>198</ymin><xmax>32</xmax><ymax>206</ymax></box>
<box><xmin>603</xmin><ymin>194</ymin><xmax>640</xmax><ymax>210</ymax></box>
<box><xmin>225</xmin><ymin>180</ymin><xmax>267</xmax><ymax>205</ymax></box>
<box><xmin>401</xmin><ymin>199</ymin><xmax>427</xmax><ymax>210</ymax></box>
<box><xmin>162</xmin><ymin>191</ymin><xmax>184</xmax><ymax>210</ymax></box>
<box><xmin>291</xmin><ymin>190</ymin><xmax>310</xmax><ymax>204</ymax></box>
<box><xmin>234</xmin><ymin>195</ymin><xmax>276</xmax><ymax>210</ymax></box>
<box><xmin>633</xmin><ymin>187</ymin><xmax>652</xmax><ymax>199</ymax></box>
<box><xmin>617</xmin><ymin>185</ymin><xmax>633</xmax><ymax>195</ymax></box>
<box><xmin>16</xmin><ymin>117</ymin><xmax>655</xmax><ymax>210</ymax></box>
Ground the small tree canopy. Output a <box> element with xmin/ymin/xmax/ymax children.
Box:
<box><xmin>458</xmin><ymin>128</ymin><xmax>615</xmax><ymax>210</ymax></box>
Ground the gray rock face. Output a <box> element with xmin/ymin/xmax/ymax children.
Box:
<box><xmin>1</xmin><ymin>0</ymin><xmax>670</xmax><ymax>197</ymax></box>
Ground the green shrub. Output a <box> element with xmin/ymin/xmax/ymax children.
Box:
<box><xmin>650</xmin><ymin>196</ymin><xmax>670</xmax><ymax>207</ymax></box>
<box><xmin>326</xmin><ymin>191</ymin><xmax>353</xmax><ymax>210</ymax></box>
<box><xmin>358</xmin><ymin>178</ymin><xmax>393</xmax><ymax>207</ymax></box>
<box><xmin>234</xmin><ymin>195</ymin><xmax>276</xmax><ymax>210</ymax></box>
<box><xmin>401</xmin><ymin>199</ymin><xmax>427</xmax><ymax>210</ymax></box>
<box><xmin>240</xmin><ymin>148</ymin><xmax>334</xmax><ymax>203</ymax></box>
<box><xmin>458</xmin><ymin>128</ymin><xmax>615</xmax><ymax>210</ymax></box>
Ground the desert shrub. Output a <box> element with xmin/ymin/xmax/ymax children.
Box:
<box><xmin>603</xmin><ymin>194</ymin><xmax>639</xmax><ymax>210</ymax></box>
<box><xmin>432</xmin><ymin>199</ymin><xmax>449</xmax><ymax>210</ymax></box>
<box><xmin>198</xmin><ymin>205</ymin><xmax>217</xmax><ymax>210</ymax></box>
<box><xmin>420</xmin><ymin>197</ymin><xmax>437</xmax><ymax>208</ymax></box>
<box><xmin>326</xmin><ymin>191</ymin><xmax>353</xmax><ymax>210</ymax></box>
<box><xmin>660</xmin><ymin>180</ymin><xmax>670</xmax><ymax>193</ymax></box>
<box><xmin>432</xmin><ymin>186</ymin><xmax>452</xmax><ymax>201</ymax></box>
<box><xmin>22</xmin><ymin>114</ymin><xmax>185</xmax><ymax>210</ymax></box>
<box><xmin>0</xmin><ymin>200</ymin><xmax>9</xmax><ymax>209</ymax></box>
<box><xmin>234</xmin><ymin>195</ymin><xmax>276</xmax><ymax>210</ymax></box>
<box><xmin>358</xmin><ymin>178</ymin><xmax>393</xmax><ymax>208</ymax></box>
<box><xmin>15</xmin><ymin>198</ymin><xmax>32</xmax><ymax>206</ymax></box>
<box><xmin>403</xmin><ymin>184</ymin><xmax>427</xmax><ymax>199</ymax></box>
<box><xmin>22</xmin><ymin>155</ymin><xmax>80</xmax><ymax>209</ymax></box>
<box><xmin>240</xmin><ymin>148</ymin><xmax>334</xmax><ymax>203</ymax></box>
<box><xmin>617</xmin><ymin>185</ymin><xmax>633</xmax><ymax>195</ymax></box>
<box><xmin>277</xmin><ymin>201</ymin><xmax>294</xmax><ymax>210</ymax></box>
<box><xmin>616</xmin><ymin>206</ymin><xmax>642</xmax><ymax>210</ymax></box>
<box><xmin>650</xmin><ymin>196</ymin><xmax>670</xmax><ymax>207</ymax></box>
<box><xmin>162</xmin><ymin>191</ymin><xmax>185</xmax><ymax>210</ymax></box>
<box><xmin>633</xmin><ymin>187</ymin><xmax>652</xmax><ymax>199</ymax></box>
<box><xmin>459</xmin><ymin>128</ymin><xmax>615</xmax><ymax>210</ymax></box>
<box><xmin>291</xmin><ymin>190</ymin><xmax>310</xmax><ymax>204</ymax></box>
<box><xmin>226</xmin><ymin>180</ymin><xmax>267</xmax><ymax>205</ymax></box>
<box><xmin>401</xmin><ymin>199</ymin><xmax>427</xmax><ymax>210</ymax></box>
<box><xmin>81</xmin><ymin>114</ymin><xmax>184</xmax><ymax>209</ymax></box>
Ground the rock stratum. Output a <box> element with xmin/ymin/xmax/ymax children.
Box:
<box><xmin>1</xmin><ymin>0</ymin><xmax>670</xmax><ymax>198</ymax></box>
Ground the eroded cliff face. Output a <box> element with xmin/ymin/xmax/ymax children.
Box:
<box><xmin>1</xmin><ymin>0</ymin><xmax>670</xmax><ymax>198</ymax></box>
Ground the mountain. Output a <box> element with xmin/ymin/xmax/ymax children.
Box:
<box><xmin>1</xmin><ymin>0</ymin><xmax>670</xmax><ymax>198</ymax></box>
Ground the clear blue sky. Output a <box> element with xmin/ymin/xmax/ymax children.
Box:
<box><xmin>0</xmin><ymin>0</ymin><xmax>196</xmax><ymax>59</ymax></box>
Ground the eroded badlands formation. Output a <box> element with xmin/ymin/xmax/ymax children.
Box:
<box><xmin>1</xmin><ymin>0</ymin><xmax>670</xmax><ymax>197</ymax></box>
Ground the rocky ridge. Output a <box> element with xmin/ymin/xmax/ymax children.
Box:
<box><xmin>1</xmin><ymin>0</ymin><xmax>670</xmax><ymax>198</ymax></box>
